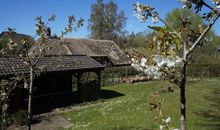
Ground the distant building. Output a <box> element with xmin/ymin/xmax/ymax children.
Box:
<box><xmin>31</xmin><ymin>38</ymin><xmax>131</xmax><ymax>67</ymax></box>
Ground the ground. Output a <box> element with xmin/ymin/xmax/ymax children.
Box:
<box><xmin>7</xmin><ymin>113</ymin><xmax>73</xmax><ymax>130</ymax></box>
<box><xmin>61</xmin><ymin>78</ymin><xmax>220</xmax><ymax>130</ymax></box>
<box><xmin>11</xmin><ymin>78</ymin><xmax>220</xmax><ymax>130</ymax></box>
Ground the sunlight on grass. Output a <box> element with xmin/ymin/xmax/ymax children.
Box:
<box><xmin>62</xmin><ymin>78</ymin><xmax>220</xmax><ymax>130</ymax></box>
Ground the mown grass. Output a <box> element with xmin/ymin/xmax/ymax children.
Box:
<box><xmin>62</xmin><ymin>78</ymin><xmax>220</xmax><ymax>130</ymax></box>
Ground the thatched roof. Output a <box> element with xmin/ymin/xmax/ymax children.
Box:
<box><xmin>32</xmin><ymin>38</ymin><xmax>131</xmax><ymax>66</ymax></box>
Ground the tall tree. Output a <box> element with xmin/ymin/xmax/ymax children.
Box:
<box><xmin>133</xmin><ymin>1</ymin><xmax>220</xmax><ymax>130</ymax></box>
<box><xmin>88</xmin><ymin>0</ymin><xmax>105</xmax><ymax>39</ymax></box>
<box><xmin>88</xmin><ymin>0</ymin><xmax>127</xmax><ymax>41</ymax></box>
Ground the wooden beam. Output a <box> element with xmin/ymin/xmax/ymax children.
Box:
<box><xmin>75</xmin><ymin>72</ymin><xmax>83</xmax><ymax>102</ymax></box>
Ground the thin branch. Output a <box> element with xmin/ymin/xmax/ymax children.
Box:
<box><xmin>202</xmin><ymin>0</ymin><xmax>220</xmax><ymax>13</ymax></box>
<box><xmin>157</xmin><ymin>16</ymin><xmax>184</xmax><ymax>42</ymax></box>
<box><xmin>32</xmin><ymin>17</ymin><xmax>54</xmax><ymax>40</ymax></box>
<box><xmin>32</xmin><ymin>46</ymin><xmax>44</xmax><ymax>66</ymax></box>
<box><xmin>187</xmin><ymin>14</ymin><xmax>220</xmax><ymax>56</ymax></box>
<box><xmin>183</xmin><ymin>41</ymin><xmax>187</xmax><ymax>62</ymax></box>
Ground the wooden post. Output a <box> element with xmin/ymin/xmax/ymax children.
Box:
<box><xmin>95</xmin><ymin>70</ymin><xmax>101</xmax><ymax>97</ymax></box>
<box><xmin>97</xmin><ymin>70</ymin><xmax>101</xmax><ymax>88</ymax></box>
<box><xmin>75</xmin><ymin>72</ymin><xmax>82</xmax><ymax>102</ymax></box>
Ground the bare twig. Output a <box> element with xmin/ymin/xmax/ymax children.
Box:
<box><xmin>187</xmin><ymin>14</ymin><xmax>219</xmax><ymax>57</ymax></box>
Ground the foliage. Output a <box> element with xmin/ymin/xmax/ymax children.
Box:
<box><xmin>0</xmin><ymin>77</ymin><xmax>21</xmax><ymax>130</ymax></box>
<box><xmin>13</xmin><ymin>110</ymin><xmax>28</xmax><ymax>126</ymax></box>
<box><xmin>126</xmin><ymin>32</ymin><xmax>148</xmax><ymax>48</ymax></box>
<box><xmin>88</xmin><ymin>0</ymin><xmax>127</xmax><ymax>42</ymax></box>
<box><xmin>149</xmin><ymin>95</ymin><xmax>178</xmax><ymax>130</ymax></box>
<box><xmin>0</xmin><ymin>37</ymin><xmax>9</xmax><ymax>53</ymax></box>
<box><xmin>165</xmin><ymin>8</ymin><xmax>204</xmax><ymax>36</ymax></box>
<box><xmin>187</xmin><ymin>64</ymin><xmax>220</xmax><ymax>77</ymax></box>
<box><xmin>133</xmin><ymin>1</ymin><xmax>220</xmax><ymax>130</ymax></box>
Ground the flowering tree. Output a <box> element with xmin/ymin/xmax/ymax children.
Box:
<box><xmin>0</xmin><ymin>15</ymin><xmax>83</xmax><ymax>130</ymax></box>
<box><xmin>133</xmin><ymin>0</ymin><xmax>220</xmax><ymax>130</ymax></box>
<box><xmin>0</xmin><ymin>77</ymin><xmax>22</xmax><ymax>130</ymax></box>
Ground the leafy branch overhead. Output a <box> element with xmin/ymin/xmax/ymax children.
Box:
<box><xmin>132</xmin><ymin>1</ymin><xmax>220</xmax><ymax>130</ymax></box>
<box><xmin>134</xmin><ymin>0</ymin><xmax>219</xmax><ymax>59</ymax></box>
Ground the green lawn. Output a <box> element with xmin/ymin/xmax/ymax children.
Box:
<box><xmin>62</xmin><ymin>78</ymin><xmax>220</xmax><ymax>130</ymax></box>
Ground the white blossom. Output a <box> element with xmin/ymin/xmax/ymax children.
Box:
<box><xmin>141</xmin><ymin>58</ymin><xmax>147</xmax><ymax>67</ymax></box>
<box><xmin>1</xmin><ymin>92</ymin><xmax>6</xmax><ymax>96</ymax></box>
<box><xmin>211</xmin><ymin>0</ymin><xmax>220</xmax><ymax>8</ymax></box>
<box><xmin>165</xmin><ymin>116</ymin><xmax>171</xmax><ymax>124</ymax></box>
<box><xmin>131</xmin><ymin>63</ymin><xmax>143</xmax><ymax>72</ymax></box>
<box><xmin>153</xmin><ymin>55</ymin><xmax>182</xmax><ymax>68</ymax></box>
<box><xmin>180</xmin><ymin>0</ymin><xmax>192</xmax><ymax>8</ymax></box>
<box><xmin>137</xmin><ymin>13</ymin><xmax>146</xmax><ymax>22</ymax></box>
<box><xmin>131</xmin><ymin>58</ymin><xmax>135</xmax><ymax>63</ymax></box>
<box><xmin>152</xmin><ymin>16</ymin><xmax>158</xmax><ymax>24</ymax></box>
<box><xmin>136</xmin><ymin>2</ymin><xmax>142</xmax><ymax>12</ymax></box>
<box><xmin>131</xmin><ymin>55</ymin><xmax>182</xmax><ymax>79</ymax></box>
<box><xmin>159</xmin><ymin>125</ymin><xmax>164</xmax><ymax>130</ymax></box>
<box><xmin>134</xmin><ymin>2</ymin><xmax>147</xmax><ymax>22</ymax></box>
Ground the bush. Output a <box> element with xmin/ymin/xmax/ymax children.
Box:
<box><xmin>13</xmin><ymin>110</ymin><xmax>28</xmax><ymax>126</ymax></box>
<box><xmin>187</xmin><ymin>64</ymin><xmax>220</xmax><ymax>77</ymax></box>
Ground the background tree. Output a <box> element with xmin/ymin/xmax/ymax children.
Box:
<box><xmin>88</xmin><ymin>0</ymin><xmax>105</xmax><ymax>39</ymax></box>
<box><xmin>133</xmin><ymin>1</ymin><xmax>220</xmax><ymax>130</ymax></box>
<box><xmin>165</xmin><ymin>8</ymin><xmax>220</xmax><ymax>64</ymax></box>
<box><xmin>88</xmin><ymin>0</ymin><xmax>127</xmax><ymax>46</ymax></box>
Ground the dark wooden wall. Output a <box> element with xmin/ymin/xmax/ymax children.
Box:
<box><xmin>24</xmin><ymin>72</ymin><xmax>73</xmax><ymax>114</ymax></box>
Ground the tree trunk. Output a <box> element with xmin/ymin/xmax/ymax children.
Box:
<box><xmin>2</xmin><ymin>106</ymin><xmax>5</xmax><ymax>130</ymax></box>
<box><xmin>180</xmin><ymin>62</ymin><xmax>187</xmax><ymax>130</ymax></box>
<box><xmin>27</xmin><ymin>67</ymin><xmax>34</xmax><ymax>130</ymax></box>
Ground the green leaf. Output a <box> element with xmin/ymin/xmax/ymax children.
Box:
<box><xmin>148</xmin><ymin>26</ymin><xmax>165</xmax><ymax>32</ymax></box>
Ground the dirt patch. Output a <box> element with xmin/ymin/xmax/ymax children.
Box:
<box><xmin>7</xmin><ymin>113</ymin><xmax>73</xmax><ymax>130</ymax></box>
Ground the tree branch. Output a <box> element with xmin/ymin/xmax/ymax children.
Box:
<box><xmin>157</xmin><ymin>16</ymin><xmax>184</xmax><ymax>42</ymax></box>
<box><xmin>202</xmin><ymin>0</ymin><xmax>220</xmax><ymax>13</ymax></box>
<box><xmin>32</xmin><ymin>46</ymin><xmax>44</xmax><ymax>66</ymax></box>
<box><xmin>187</xmin><ymin>14</ymin><xmax>219</xmax><ymax>57</ymax></box>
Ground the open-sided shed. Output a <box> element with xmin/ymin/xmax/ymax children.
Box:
<box><xmin>0</xmin><ymin>55</ymin><xmax>104</xmax><ymax>114</ymax></box>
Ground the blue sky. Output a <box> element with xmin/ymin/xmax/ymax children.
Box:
<box><xmin>0</xmin><ymin>0</ymin><xmax>219</xmax><ymax>38</ymax></box>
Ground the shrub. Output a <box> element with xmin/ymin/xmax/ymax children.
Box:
<box><xmin>13</xmin><ymin>110</ymin><xmax>28</xmax><ymax>126</ymax></box>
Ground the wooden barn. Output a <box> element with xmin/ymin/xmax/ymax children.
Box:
<box><xmin>0</xmin><ymin>55</ymin><xmax>104</xmax><ymax>114</ymax></box>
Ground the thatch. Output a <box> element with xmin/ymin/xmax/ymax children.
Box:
<box><xmin>32</xmin><ymin>38</ymin><xmax>131</xmax><ymax>66</ymax></box>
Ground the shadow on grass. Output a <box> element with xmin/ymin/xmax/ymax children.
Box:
<box><xmin>99</xmin><ymin>89</ymin><xmax>125</xmax><ymax>99</ymax></box>
<box><xmin>104</xmin><ymin>125</ymin><xmax>153</xmax><ymax>130</ymax></box>
<box><xmin>195</xmin><ymin>88</ymin><xmax>220</xmax><ymax>130</ymax></box>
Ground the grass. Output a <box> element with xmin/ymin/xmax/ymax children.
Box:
<box><xmin>62</xmin><ymin>78</ymin><xmax>220</xmax><ymax>130</ymax></box>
